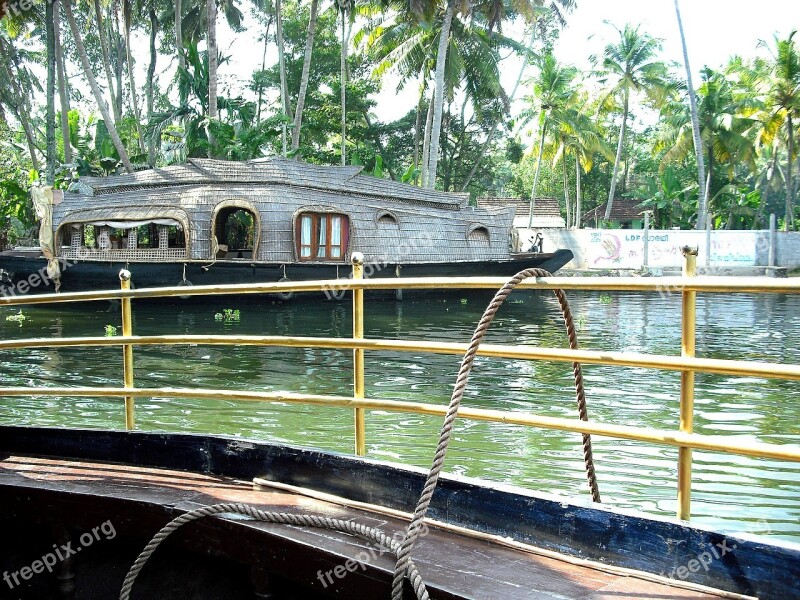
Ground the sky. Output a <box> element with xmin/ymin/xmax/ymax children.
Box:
<box><xmin>553</xmin><ymin>0</ymin><xmax>796</xmax><ymax>75</ymax></box>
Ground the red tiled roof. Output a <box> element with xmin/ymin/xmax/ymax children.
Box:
<box><xmin>478</xmin><ymin>197</ymin><xmax>562</xmax><ymax>219</ymax></box>
<box><xmin>582</xmin><ymin>199</ymin><xmax>646</xmax><ymax>222</ymax></box>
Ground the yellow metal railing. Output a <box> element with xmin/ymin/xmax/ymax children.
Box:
<box><xmin>1</xmin><ymin>251</ymin><xmax>799</xmax><ymax>523</ymax></box>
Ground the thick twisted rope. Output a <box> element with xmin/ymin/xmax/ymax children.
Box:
<box><xmin>391</xmin><ymin>268</ymin><xmax>600</xmax><ymax>599</ymax></box>
<box><xmin>119</xmin><ymin>503</ymin><xmax>430</xmax><ymax>600</ymax></box>
<box><xmin>552</xmin><ymin>287</ymin><xmax>602</xmax><ymax>503</ymax></box>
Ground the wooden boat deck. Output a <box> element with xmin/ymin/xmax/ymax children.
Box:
<box><xmin>0</xmin><ymin>454</ymin><xmax>735</xmax><ymax>600</ymax></box>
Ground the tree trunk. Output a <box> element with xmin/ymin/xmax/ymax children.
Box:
<box><xmin>786</xmin><ymin>114</ymin><xmax>795</xmax><ymax>231</ymax></box>
<box><xmin>461</xmin><ymin>28</ymin><xmax>536</xmax><ymax>192</ymax></box>
<box><xmin>64</xmin><ymin>1</ymin><xmax>133</xmax><ymax>173</ymax></box>
<box><xmin>276</xmin><ymin>0</ymin><xmax>290</xmax><ymax>156</ymax></box>
<box><xmin>339</xmin><ymin>9</ymin><xmax>349</xmax><ymax>166</ymax></box>
<box><xmin>146</xmin><ymin>1</ymin><xmax>158</xmax><ymax>166</ymax></box>
<box><xmin>426</xmin><ymin>0</ymin><xmax>454</xmax><ymax>189</ymax></box>
<box><xmin>527</xmin><ymin>116</ymin><xmax>547</xmax><ymax>229</ymax></box>
<box><xmin>206</xmin><ymin>0</ymin><xmax>218</xmax><ymax>157</ymax></box>
<box><xmin>604</xmin><ymin>87</ymin><xmax>629</xmax><ymax>222</ymax></box>
<box><xmin>413</xmin><ymin>89</ymin><xmax>424</xmax><ymax>178</ymax></box>
<box><xmin>175</xmin><ymin>0</ymin><xmax>184</xmax><ymax>73</ymax></box>
<box><xmin>290</xmin><ymin>0</ymin><xmax>318</xmax><ymax>151</ymax></box>
<box><xmin>421</xmin><ymin>97</ymin><xmax>434</xmax><ymax>188</ymax></box>
<box><xmin>575</xmin><ymin>157</ymin><xmax>582</xmax><ymax>229</ymax></box>
<box><xmin>123</xmin><ymin>0</ymin><xmax>146</xmax><ymax>153</ymax></box>
<box><xmin>94</xmin><ymin>0</ymin><xmax>121</xmax><ymax>127</ymax></box>
<box><xmin>674</xmin><ymin>0</ymin><xmax>708</xmax><ymax>230</ymax></box>
<box><xmin>114</xmin><ymin>7</ymin><xmax>125</xmax><ymax>120</ymax></box>
<box><xmin>45</xmin><ymin>0</ymin><xmax>56</xmax><ymax>185</ymax></box>
<box><xmin>1</xmin><ymin>46</ymin><xmax>41</xmax><ymax>172</ymax></box>
<box><xmin>54</xmin><ymin>0</ymin><xmax>72</xmax><ymax>164</ymax></box>
<box><xmin>563</xmin><ymin>154</ymin><xmax>571</xmax><ymax>230</ymax></box>
<box><xmin>257</xmin><ymin>15</ymin><xmax>273</xmax><ymax>125</ymax></box>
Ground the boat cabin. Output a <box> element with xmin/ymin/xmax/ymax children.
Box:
<box><xmin>55</xmin><ymin>158</ymin><xmax>517</xmax><ymax>266</ymax></box>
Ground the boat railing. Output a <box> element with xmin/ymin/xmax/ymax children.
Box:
<box><xmin>1</xmin><ymin>250</ymin><xmax>799</xmax><ymax>524</ymax></box>
<box><xmin>59</xmin><ymin>247</ymin><xmax>189</xmax><ymax>262</ymax></box>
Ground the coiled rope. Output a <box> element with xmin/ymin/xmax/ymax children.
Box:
<box><xmin>391</xmin><ymin>268</ymin><xmax>600</xmax><ymax>599</ymax></box>
<box><xmin>120</xmin><ymin>268</ymin><xmax>599</xmax><ymax>600</ymax></box>
<box><xmin>119</xmin><ymin>503</ymin><xmax>430</xmax><ymax>600</ymax></box>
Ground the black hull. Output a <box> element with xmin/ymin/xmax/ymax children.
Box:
<box><xmin>0</xmin><ymin>426</ymin><xmax>797</xmax><ymax>599</ymax></box>
<box><xmin>0</xmin><ymin>250</ymin><xmax>573</xmax><ymax>297</ymax></box>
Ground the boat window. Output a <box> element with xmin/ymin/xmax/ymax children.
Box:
<box><xmin>377</xmin><ymin>212</ymin><xmax>398</xmax><ymax>226</ymax></box>
<box><xmin>213</xmin><ymin>207</ymin><xmax>256</xmax><ymax>259</ymax></box>
<box><xmin>295</xmin><ymin>213</ymin><xmax>349</xmax><ymax>261</ymax></box>
<box><xmin>468</xmin><ymin>226</ymin><xmax>490</xmax><ymax>243</ymax></box>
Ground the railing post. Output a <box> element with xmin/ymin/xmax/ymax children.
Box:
<box><xmin>351</xmin><ymin>253</ymin><xmax>366</xmax><ymax>456</ymax></box>
<box><xmin>119</xmin><ymin>269</ymin><xmax>135</xmax><ymax>430</ymax></box>
<box><xmin>678</xmin><ymin>246</ymin><xmax>697</xmax><ymax>520</ymax></box>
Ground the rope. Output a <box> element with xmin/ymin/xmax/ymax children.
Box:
<box><xmin>391</xmin><ymin>268</ymin><xmax>600</xmax><ymax>599</ymax></box>
<box><xmin>119</xmin><ymin>503</ymin><xmax>430</xmax><ymax>600</ymax></box>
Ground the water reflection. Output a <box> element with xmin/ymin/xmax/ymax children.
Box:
<box><xmin>0</xmin><ymin>291</ymin><xmax>798</xmax><ymax>541</ymax></box>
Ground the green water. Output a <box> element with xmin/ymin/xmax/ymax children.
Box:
<box><xmin>1</xmin><ymin>291</ymin><xmax>798</xmax><ymax>542</ymax></box>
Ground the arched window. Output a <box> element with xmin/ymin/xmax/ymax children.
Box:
<box><xmin>468</xmin><ymin>225</ymin><xmax>490</xmax><ymax>243</ymax></box>
<box><xmin>295</xmin><ymin>212</ymin><xmax>349</xmax><ymax>261</ymax></box>
<box><xmin>376</xmin><ymin>211</ymin><xmax>399</xmax><ymax>226</ymax></box>
<box><xmin>211</xmin><ymin>200</ymin><xmax>261</xmax><ymax>259</ymax></box>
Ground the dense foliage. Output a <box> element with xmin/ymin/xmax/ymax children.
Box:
<box><xmin>0</xmin><ymin>1</ymin><xmax>798</xmax><ymax>234</ymax></box>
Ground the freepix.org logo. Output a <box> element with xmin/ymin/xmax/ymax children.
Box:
<box><xmin>1</xmin><ymin>0</ymin><xmax>46</xmax><ymax>21</ymax></box>
<box><xmin>3</xmin><ymin>520</ymin><xmax>117</xmax><ymax>590</ymax></box>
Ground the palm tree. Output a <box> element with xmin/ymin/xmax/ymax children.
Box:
<box><xmin>45</xmin><ymin>0</ymin><xmax>57</xmax><ymax>185</ymax></box>
<box><xmin>338</xmin><ymin>0</ymin><xmax>353</xmax><ymax>166</ymax></box>
<box><xmin>290</xmin><ymin>0</ymin><xmax>319</xmax><ymax>152</ymax></box>
<box><xmin>656</xmin><ymin>68</ymin><xmax>758</xmax><ymax>225</ymax></box>
<box><xmin>763</xmin><ymin>31</ymin><xmax>800</xmax><ymax>231</ymax></box>
<box><xmin>594</xmin><ymin>23</ymin><xmax>668</xmax><ymax>222</ymax></box>
<box><xmin>550</xmin><ymin>98</ymin><xmax>613</xmax><ymax>228</ymax></box>
<box><xmin>425</xmin><ymin>0</ymin><xmax>455</xmax><ymax>188</ymax></box>
<box><xmin>366</xmin><ymin>1</ymin><xmax>515</xmax><ymax>187</ymax></box>
<box><xmin>122</xmin><ymin>0</ymin><xmax>146</xmax><ymax>153</ymax></box>
<box><xmin>0</xmin><ymin>36</ymin><xmax>43</xmax><ymax>172</ymax></box>
<box><xmin>63</xmin><ymin>0</ymin><xmax>134</xmax><ymax>173</ymax></box>
<box><xmin>146</xmin><ymin>0</ymin><xmax>161</xmax><ymax>166</ymax></box>
<box><xmin>207</xmin><ymin>0</ymin><xmax>218</xmax><ymax>156</ymax></box>
<box><xmin>176</xmin><ymin>0</ymin><xmax>185</xmax><ymax>73</ymax></box>
<box><xmin>276</xmin><ymin>0</ymin><xmax>290</xmax><ymax>156</ymax></box>
<box><xmin>91</xmin><ymin>0</ymin><xmax>123</xmax><ymax>127</ymax></box>
<box><xmin>673</xmin><ymin>0</ymin><xmax>708</xmax><ymax>229</ymax></box>
<box><xmin>53</xmin><ymin>0</ymin><xmax>72</xmax><ymax>164</ymax></box>
<box><xmin>519</xmin><ymin>53</ymin><xmax>577</xmax><ymax>228</ymax></box>
<box><xmin>460</xmin><ymin>0</ymin><xmax>576</xmax><ymax>191</ymax></box>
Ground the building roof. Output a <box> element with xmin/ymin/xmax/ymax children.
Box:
<box><xmin>582</xmin><ymin>198</ymin><xmax>646</xmax><ymax>223</ymax></box>
<box><xmin>478</xmin><ymin>196</ymin><xmax>563</xmax><ymax>219</ymax></box>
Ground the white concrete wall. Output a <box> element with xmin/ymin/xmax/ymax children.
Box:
<box><xmin>519</xmin><ymin>227</ymin><xmax>800</xmax><ymax>270</ymax></box>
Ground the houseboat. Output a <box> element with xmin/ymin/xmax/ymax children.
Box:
<box><xmin>0</xmin><ymin>158</ymin><xmax>572</xmax><ymax>296</ymax></box>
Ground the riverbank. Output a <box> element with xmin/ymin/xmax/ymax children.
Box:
<box><xmin>559</xmin><ymin>266</ymin><xmax>792</xmax><ymax>277</ymax></box>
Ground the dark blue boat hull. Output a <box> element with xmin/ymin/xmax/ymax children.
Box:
<box><xmin>0</xmin><ymin>426</ymin><xmax>796</xmax><ymax>599</ymax></box>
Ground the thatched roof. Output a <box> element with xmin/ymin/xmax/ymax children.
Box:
<box><xmin>73</xmin><ymin>158</ymin><xmax>469</xmax><ymax>210</ymax></box>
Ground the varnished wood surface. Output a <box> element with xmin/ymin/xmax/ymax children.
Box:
<box><xmin>0</xmin><ymin>454</ymin><xmax>730</xmax><ymax>600</ymax></box>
